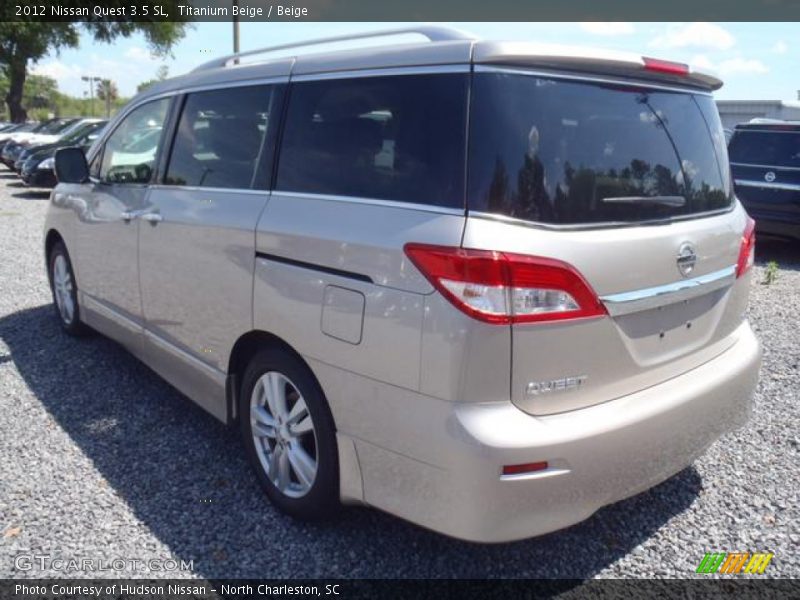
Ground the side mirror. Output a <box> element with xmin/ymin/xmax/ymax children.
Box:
<box><xmin>54</xmin><ymin>147</ymin><xmax>89</xmax><ymax>184</ymax></box>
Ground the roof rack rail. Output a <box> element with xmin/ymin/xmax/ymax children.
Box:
<box><xmin>192</xmin><ymin>25</ymin><xmax>475</xmax><ymax>72</ymax></box>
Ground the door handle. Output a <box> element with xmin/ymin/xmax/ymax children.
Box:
<box><xmin>140</xmin><ymin>212</ymin><xmax>163</xmax><ymax>224</ymax></box>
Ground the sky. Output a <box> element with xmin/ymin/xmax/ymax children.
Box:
<box><xmin>31</xmin><ymin>22</ymin><xmax>800</xmax><ymax>102</ymax></box>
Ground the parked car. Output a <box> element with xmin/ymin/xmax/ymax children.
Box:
<box><xmin>20</xmin><ymin>121</ymin><xmax>107</xmax><ymax>187</ymax></box>
<box><xmin>729</xmin><ymin>120</ymin><xmax>800</xmax><ymax>240</ymax></box>
<box><xmin>15</xmin><ymin>119</ymin><xmax>105</xmax><ymax>170</ymax></box>
<box><xmin>0</xmin><ymin>122</ymin><xmax>41</xmax><ymax>147</ymax></box>
<box><xmin>1</xmin><ymin>117</ymin><xmax>85</xmax><ymax>169</ymax></box>
<box><xmin>47</xmin><ymin>27</ymin><xmax>761</xmax><ymax>543</ymax></box>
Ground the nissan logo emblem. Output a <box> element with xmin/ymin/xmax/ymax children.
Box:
<box><xmin>765</xmin><ymin>171</ymin><xmax>776</xmax><ymax>183</ymax></box>
<box><xmin>677</xmin><ymin>242</ymin><xmax>697</xmax><ymax>278</ymax></box>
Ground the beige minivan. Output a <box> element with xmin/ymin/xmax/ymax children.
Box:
<box><xmin>47</xmin><ymin>27</ymin><xmax>761</xmax><ymax>542</ymax></box>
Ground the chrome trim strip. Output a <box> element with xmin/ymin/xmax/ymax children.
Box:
<box><xmin>500</xmin><ymin>467</ymin><xmax>571</xmax><ymax>482</ymax></box>
<box><xmin>271</xmin><ymin>190</ymin><xmax>466</xmax><ymax>216</ymax></box>
<box><xmin>734</xmin><ymin>179</ymin><xmax>800</xmax><ymax>192</ymax></box>
<box><xmin>81</xmin><ymin>293</ymin><xmax>143</xmax><ymax>332</ymax></box>
<box><xmin>473</xmin><ymin>65</ymin><xmax>714</xmax><ymax>96</ymax></box>
<box><xmin>291</xmin><ymin>64</ymin><xmax>470</xmax><ymax>82</ymax></box>
<box><xmin>144</xmin><ymin>328</ymin><xmax>226</xmax><ymax>381</ymax></box>
<box><xmin>148</xmin><ymin>184</ymin><xmax>269</xmax><ymax>196</ymax></box>
<box><xmin>468</xmin><ymin>205</ymin><xmax>735</xmax><ymax>231</ymax></box>
<box><xmin>600</xmin><ymin>265</ymin><xmax>736</xmax><ymax>317</ymax></box>
<box><xmin>731</xmin><ymin>161</ymin><xmax>800</xmax><ymax>172</ymax></box>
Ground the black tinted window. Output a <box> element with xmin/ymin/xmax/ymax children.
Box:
<box><xmin>728</xmin><ymin>130</ymin><xmax>800</xmax><ymax>168</ymax></box>
<box><xmin>277</xmin><ymin>74</ymin><xmax>468</xmax><ymax>208</ymax></box>
<box><xmin>165</xmin><ymin>85</ymin><xmax>280</xmax><ymax>189</ymax></box>
<box><xmin>468</xmin><ymin>73</ymin><xmax>732</xmax><ymax>225</ymax></box>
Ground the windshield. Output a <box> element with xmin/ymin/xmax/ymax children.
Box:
<box><xmin>728</xmin><ymin>130</ymin><xmax>800</xmax><ymax>168</ymax></box>
<box><xmin>38</xmin><ymin>118</ymin><xmax>77</xmax><ymax>135</ymax></box>
<box><xmin>468</xmin><ymin>72</ymin><xmax>732</xmax><ymax>225</ymax></box>
<box><xmin>60</xmin><ymin>121</ymin><xmax>102</xmax><ymax>143</ymax></box>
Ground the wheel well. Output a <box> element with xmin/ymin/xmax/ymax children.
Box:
<box><xmin>44</xmin><ymin>229</ymin><xmax>65</xmax><ymax>282</ymax></box>
<box><xmin>45</xmin><ymin>229</ymin><xmax>64</xmax><ymax>262</ymax></box>
<box><xmin>226</xmin><ymin>330</ymin><xmax>307</xmax><ymax>423</ymax></box>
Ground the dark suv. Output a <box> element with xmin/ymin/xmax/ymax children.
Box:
<box><xmin>729</xmin><ymin>120</ymin><xmax>800</xmax><ymax>240</ymax></box>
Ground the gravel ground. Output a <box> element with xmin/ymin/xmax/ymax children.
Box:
<box><xmin>0</xmin><ymin>171</ymin><xmax>798</xmax><ymax>580</ymax></box>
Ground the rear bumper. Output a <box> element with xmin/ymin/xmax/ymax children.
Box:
<box><xmin>753</xmin><ymin>217</ymin><xmax>800</xmax><ymax>240</ymax></box>
<box><xmin>352</xmin><ymin>321</ymin><xmax>761</xmax><ymax>542</ymax></box>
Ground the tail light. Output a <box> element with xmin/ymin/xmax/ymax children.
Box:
<box><xmin>403</xmin><ymin>243</ymin><xmax>606</xmax><ymax>325</ymax></box>
<box><xmin>642</xmin><ymin>57</ymin><xmax>690</xmax><ymax>76</ymax></box>
<box><xmin>735</xmin><ymin>217</ymin><xmax>756</xmax><ymax>278</ymax></box>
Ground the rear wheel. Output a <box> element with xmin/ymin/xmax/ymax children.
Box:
<box><xmin>48</xmin><ymin>241</ymin><xmax>89</xmax><ymax>336</ymax></box>
<box><xmin>240</xmin><ymin>348</ymin><xmax>340</xmax><ymax>519</ymax></box>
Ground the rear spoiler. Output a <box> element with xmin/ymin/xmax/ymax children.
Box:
<box><xmin>473</xmin><ymin>41</ymin><xmax>723</xmax><ymax>91</ymax></box>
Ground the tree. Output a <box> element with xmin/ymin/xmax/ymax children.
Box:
<box><xmin>136</xmin><ymin>64</ymin><xmax>170</xmax><ymax>94</ymax></box>
<box><xmin>0</xmin><ymin>73</ymin><xmax>58</xmax><ymax>119</ymax></box>
<box><xmin>96</xmin><ymin>79</ymin><xmax>119</xmax><ymax>118</ymax></box>
<box><xmin>0</xmin><ymin>8</ymin><xmax>190</xmax><ymax>121</ymax></box>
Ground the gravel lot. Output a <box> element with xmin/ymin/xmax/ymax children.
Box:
<box><xmin>0</xmin><ymin>171</ymin><xmax>798</xmax><ymax>580</ymax></box>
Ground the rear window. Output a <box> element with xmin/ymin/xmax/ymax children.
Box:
<box><xmin>276</xmin><ymin>74</ymin><xmax>468</xmax><ymax>208</ymax></box>
<box><xmin>468</xmin><ymin>72</ymin><xmax>732</xmax><ymax>225</ymax></box>
<box><xmin>728</xmin><ymin>130</ymin><xmax>800</xmax><ymax>169</ymax></box>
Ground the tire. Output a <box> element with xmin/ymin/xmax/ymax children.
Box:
<box><xmin>240</xmin><ymin>347</ymin><xmax>340</xmax><ymax>520</ymax></box>
<box><xmin>48</xmin><ymin>241</ymin><xmax>89</xmax><ymax>336</ymax></box>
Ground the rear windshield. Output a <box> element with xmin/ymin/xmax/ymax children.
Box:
<box><xmin>468</xmin><ymin>72</ymin><xmax>732</xmax><ymax>225</ymax></box>
<box><xmin>728</xmin><ymin>130</ymin><xmax>800</xmax><ymax>168</ymax></box>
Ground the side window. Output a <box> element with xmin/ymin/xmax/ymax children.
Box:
<box><xmin>165</xmin><ymin>85</ymin><xmax>280</xmax><ymax>189</ymax></box>
<box><xmin>99</xmin><ymin>98</ymin><xmax>169</xmax><ymax>184</ymax></box>
<box><xmin>276</xmin><ymin>74</ymin><xmax>468</xmax><ymax>208</ymax></box>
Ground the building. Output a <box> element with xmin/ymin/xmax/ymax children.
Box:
<box><xmin>716</xmin><ymin>100</ymin><xmax>800</xmax><ymax>129</ymax></box>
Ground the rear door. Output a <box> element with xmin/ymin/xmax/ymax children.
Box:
<box><xmin>465</xmin><ymin>69</ymin><xmax>750</xmax><ymax>415</ymax></box>
<box><xmin>729</xmin><ymin>127</ymin><xmax>800</xmax><ymax>224</ymax></box>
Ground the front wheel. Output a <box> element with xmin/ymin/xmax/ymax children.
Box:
<box><xmin>240</xmin><ymin>348</ymin><xmax>340</xmax><ymax>520</ymax></box>
<box><xmin>48</xmin><ymin>241</ymin><xmax>89</xmax><ymax>336</ymax></box>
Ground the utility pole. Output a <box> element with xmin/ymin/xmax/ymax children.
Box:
<box><xmin>233</xmin><ymin>0</ymin><xmax>240</xmax><ymax>64</ymax></box>
<box><xmin>81</xmin><ymin>75</ymin><xmax>98</xmax><ymax>116</ymax></box>
<box><xmin>104</xmin><ymin>80</ymin><xmax>111</xmax><ymax>118</ymax></box>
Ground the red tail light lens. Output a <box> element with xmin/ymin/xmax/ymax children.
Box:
<box><xmin>736</xmin><ymin>217</ymin><xmax>756</xmax><ymax>278</ymax></box>
<box><xmin>642</xmin><ymin>57</ymin><xmax>690</xmax><ymax>76</ymax></box>
<box><xmin>503</xmin><ymin>461</ymin><xmax>549</xmax><ymax>476</ymax></box>
<box><xmin>403</xmin><ymin>244</ymin><xmax>606</xmax><ymax>325</ymax></box>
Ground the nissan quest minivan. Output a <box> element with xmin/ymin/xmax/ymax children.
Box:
<box><xmin>46</xmin><ymin>27</ymin><xmax>761</xmax><ymax>542</ymax></box>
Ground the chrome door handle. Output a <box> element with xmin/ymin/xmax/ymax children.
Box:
<box><xmin>140</xmin><ymin>212</ymin><xmax>163</xmax><ymax>224</ymax></box>
<box><xmin>120</xmin><ymin>210</ymin><xmax>141</xmax><ymax>222</ymax></box>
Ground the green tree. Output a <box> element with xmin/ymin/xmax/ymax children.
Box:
<box><xmin>96</xmin><ymin>79</ymin><xmax>119</xmax><ymax>117</ymax></box>
<box><xmin>0</xmin><ymin>9</ymin><xmax>190</xmax><ymax>121</ymax></box>
<box><xmin>136</xmin><ymin>63</ymin><xmax>170</xmax><ymax>94</ymax></box>
<box><xmin>0</xmin><ymin>73</ymin><xmax>58</xmax><ymax>119</ymax></box>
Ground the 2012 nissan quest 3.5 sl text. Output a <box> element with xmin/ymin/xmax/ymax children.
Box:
<box><xmin>46</xmin><ymin>27</ymin><xmax>761</xmax><ymax>543</ymax></box>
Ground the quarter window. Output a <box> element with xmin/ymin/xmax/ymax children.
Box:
<box><xmin>276</xmin><ymin>74</ymin><xmax>468</xmax><ymax>208</ymax></box>
<box><xmin>164</xmin><ymin>85</ymin><xmax>280</xmax><ymax>190</ymax></box>
<box><xmin>99</xmin><ymin>98</ymin><xmax>169</xmax><ymax>184</ymax></box>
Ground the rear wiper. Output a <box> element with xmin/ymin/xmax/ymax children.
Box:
<box><xmin>601</xmin><ymin>195</ymin><xmax>686</xmax><ymax>207</ymax></box>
